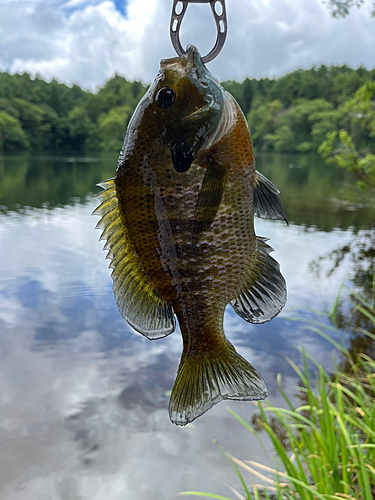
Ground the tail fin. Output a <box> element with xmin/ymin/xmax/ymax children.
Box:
<box><xmin>169</xmin><ymin>341</ymin><xmax>268</xmax><ymax>426</ymax></box>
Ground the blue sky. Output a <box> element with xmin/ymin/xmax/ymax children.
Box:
<box><xmin>113</xmin><ymin>0</ymin><xmax>126</xmax><ymax>15</ymax></box>
<box><xmin>62</xmin><ymin>0</ymin><xmax>127</xmax><ymax>15</ymax></box>
<box><xmin>0</xmin><ymin>0</ymin><xmax>374</xmax><ymax>89</ymax></box>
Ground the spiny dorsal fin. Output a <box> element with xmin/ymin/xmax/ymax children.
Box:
<box><xmin>193</xmin><ymin>161</ymin><xmax>229</xmax><ymax>245</ymax></box>
<box><xmin>169</xmin><ymin>340</ymin><xmax>268</xmax><ymax>425</ymax></box>
<box><xmin>254</xmin><ymin>171</ymin><xmax>288</xmax><ymax>224</ymax></box>
<box><xmin>93</xmin><ymin>179</ymin><xmax>176</xmax><ymax>339</ymax></box>
<box><xmin>230</xmin><ymin>237</ymin><xmax>286</xmax><ymax>324</ymax></box>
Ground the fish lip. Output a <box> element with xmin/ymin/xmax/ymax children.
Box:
<box><xmin>186</xmin><ymin>45</ymin><xmax>208</xmax><ymax>78</ymax></box>
<box><xmin>185</xmin><ymin>45</ymin><xmax>202</xmax><ymax>66</ymax></box>
<box><xmin>160</xmin><ymin>45</ymin><xmax>204</xmax><ymax>74</ymax></box>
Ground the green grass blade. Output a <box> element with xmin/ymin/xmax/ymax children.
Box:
<box><xmin>179</xmin><ymin>493</ymin><xmax>234</xmax><ymax>499</ymax></box>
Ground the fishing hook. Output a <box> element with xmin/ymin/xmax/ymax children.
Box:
<box><xmin>170</xmin><ymin>0</ymin><xmax>227</xmax><ymax>64</ymax></box>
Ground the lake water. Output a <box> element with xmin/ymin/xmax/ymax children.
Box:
<box><xmin>0</xmin><ymin>153</ymin><xmax>374</xmax><ymax>500</ymax></box>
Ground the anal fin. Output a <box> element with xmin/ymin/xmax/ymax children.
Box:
<box><xmin>254</xmin><ymin>171</ymin><xmax>288</xmax><ymax>224</ymax></box>
<box><xmin>230</xmin><ymin>237</ymin><xmax>287</xmax><ymax>324</ymax></box>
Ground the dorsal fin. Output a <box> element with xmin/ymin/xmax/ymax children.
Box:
<box><xmin>93</xmin><ymin>179</ymin><xmax>176</xmax><ymax>339</ymax></box>
<box><xmin>254</xmin><ymin>171</ymin><xmax>288</xmax><ymax>224</ymax></box>
<box><xmin>230</xmin><ymin>237</ymin><xmax>286</xmax><ymax>324</ymax></box>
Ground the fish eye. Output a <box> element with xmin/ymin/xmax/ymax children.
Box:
<box><xmin>156</xmin><ymin>87</ymin><xmax>176</xmax><ymax>109</ymax></box>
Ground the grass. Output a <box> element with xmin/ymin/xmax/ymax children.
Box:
<box><xmin>180</xmin><ymin>287</ymin><xmax>375</xmax><ymax>500</ymax></box>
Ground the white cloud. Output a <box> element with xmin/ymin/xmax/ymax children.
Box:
<box><xmin>0</xmin><ymin>0</ymin><xmax>374</xmax><ymax>89</ymax></box>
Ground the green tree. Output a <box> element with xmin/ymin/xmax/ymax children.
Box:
<box><xmin>247</xmin><ymin>100</ymin><xmax>283</xmax><ymax>151</ymax></box>
<box><xmin>11</xmin><ymin>98</ymin><xmax>50</xmax><ymax>150</ymax></box>
<box><xmin>310</xmin><ymin>108</ymin><xmax>344</xmax><ymax>149</ymax></box>
<box><xmin>98</xmin><ymin>105</ymin><xmax>133</xmax><ymax>151</ymax></box>
<box><xmin>324</xmin><ymin>0</ymin><xmax>375</xmax><ymax>17</ymax></box>
<box><xmin>68</xmin><ymin>106</ymin><xmax>97</xmax><ymax>151</ymax></box>
<box><xmin>0</xmin><ymin>65</ymin><xmax>373</xmax><ymax>154</ymax></box>
<box><xmin>221</xmin><ymin>80</ymin><xmax>246</xmax><ymax>112</ymax></box>
<box><xmin>0</xmin><ymin>98</ymin><xmax>19</xmax><ymax>118</ymax></box>
<box><xmin>264</xmin><ymin>99</ymin><xmax>334</xmax><ymax>153</ymax></box>
<box><xmin>89</xmin><ymin>75</ymin><xmax>146</xmax><ymax>122</ymax></box>
<box><xmin>318</xmin><ymin>82</ymin><xmax>375</xmax><ymax>189</ymax></box>
<box><xmin>0</xmin><ymin>111</ymin><xmax>29</xmax><ymax>151</ymax></box>
<box><xmin>242</xmin><ymin>78</ymin><xmax>255</xmax><ymax>115</ymax></box>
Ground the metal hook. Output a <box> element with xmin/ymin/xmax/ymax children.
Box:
<box><xmin>170</xmin><ymin>0</ymin><xmax>227</xmax><ymax>64</ymax></box>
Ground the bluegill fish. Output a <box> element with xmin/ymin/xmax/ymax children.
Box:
<box><xmin>94</xmin><ymin>45</ymin><xmax>287</xmax><ymax>426</ymax></box>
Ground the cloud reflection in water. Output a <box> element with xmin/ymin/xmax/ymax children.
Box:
<box><xmin>0</xmin><ymin>200</ymin><xmax>361</xmax><ymax>499</ymax></box>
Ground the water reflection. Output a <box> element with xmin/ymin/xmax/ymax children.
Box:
<box><xmin>0</xmin><ymin>154</ymin><xmax>111</xmax><ymax>211</ymax></box>
<box><xmin>257</xmin><ymin>154</ymin><xmax>375</xmax><ymax>230</ymax></box>
<box><xmin>0</xmin><ymin>154</ymin><xmax>374</xmax><ymax>499</ymax></box>
<box><xmin>310</xmin><ymin>226</ymin><xmax>375</xmax><ymax>374</ymax></box>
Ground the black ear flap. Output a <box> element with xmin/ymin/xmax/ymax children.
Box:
<box><xmin>170</xmin><ymin>145</ymin><xmax>194</xmax><ymax>173</ymax></box>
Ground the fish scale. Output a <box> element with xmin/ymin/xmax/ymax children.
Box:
<box><xmin>94</xmin><ymin>45</ymin><xmax>287</xmax><ymax>425</ymax></box>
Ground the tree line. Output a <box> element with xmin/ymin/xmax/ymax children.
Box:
<box><xmin>0</xmin><ymin>65</ymin><xmax>374</xmax><ymax>187</ymax></box>
<box><xmin>0</xmin><ymin>72</ymin><xmax>145</xmax><ymax>153</ymax></box>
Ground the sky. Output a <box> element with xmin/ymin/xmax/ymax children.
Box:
<box><xmin>0</xmin><ymin>0</ymin><xmax>374</xmax><ymax>90</ymax></box>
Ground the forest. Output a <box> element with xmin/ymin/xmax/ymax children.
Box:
<box><xmin>0</xmin><ymin>65</ymin><xmax>374</xmax><ymax>186</ymax></box>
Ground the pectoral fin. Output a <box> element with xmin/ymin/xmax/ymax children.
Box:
<box><xmin>93</xmin><ymin>179</ymin><xmax>176</xmax><ymax>339</ymax></box>
<box><xmin>230</xmin><ymin>237</ymin><xmax>286</xmax><ymax>324</ymax></box>
<box><xmin>193</xmin><ymin>160</ymin><xmax>229</xmax><ymax>244</ymax></box>
<box><xmin>254</xmin><ymin>171</ymin><xmax>288</xmax><ymax>223</ymax></box>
